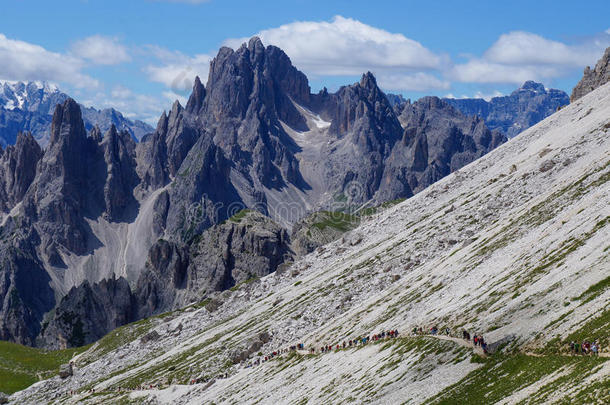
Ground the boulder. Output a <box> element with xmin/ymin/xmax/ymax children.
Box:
<box><xmin>59</xmin><ymin>363</ymin><xmax>73</xmax><ymax>379</ymax></box>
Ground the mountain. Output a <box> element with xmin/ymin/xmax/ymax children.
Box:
<box><xmin>571</xmin><ymin>46</ymin><xmax>610</xmax><ymax>102</ymax></box>
<box><xmin>10</xmin><ymin>73</ymin><xmax>610</xmax><ymax>405</ymax></box>
<box><xmin>444</xmin><ymin>81</ymin><xmax>569</xmax><ymax>138</ymax></box>
<box><xmin>0</xmin><ymin>81</ymin><xmax>153</xmax><ymax>146</ymax></box>
<box><xmin>0</xmin><ymin>38</ymin><xmax>508</xmax><ymax>349</ymax></box>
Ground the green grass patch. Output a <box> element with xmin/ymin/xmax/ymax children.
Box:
<box><xmin>576</xmin><ymin>276</ymin><xmax>610</xmax><ymax>304</ymax></box>
<box><xmin>0</xmin><ymin>340</ymin><xmax>89</xmax><ymax>394</ymax></box>
<box><xmin>228</xmin><ymin>209</ymin><xmax>252</xmax><ymax>223</ymax></box>
<box><xmin>230</xmin><ymin>276</ymin><xmax>259</xmax><ymax>292</ymax></box>
<box><xmin>311</xmin><ymin>211</ymin><xmax>360</xmax><ymax>233</ymax></box>
<box><xmin>430</xmin><ymin>353</ymin><xmax>609</xmax><ymax>404</ymax></box>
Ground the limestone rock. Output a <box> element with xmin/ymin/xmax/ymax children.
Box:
<box><xmin>571</xmin><ymin>47</ymin><xmax>610</xmax><ymax>102</ymax></box>
<box><xmin>59</xmin><ymin>363</ymin><xmax>73</xmax><ymax>379</ymax></box>
<box><xmin>39</xmin><ymin>278</ymin><xmax>137</xmax><ymax>349</ymax></box>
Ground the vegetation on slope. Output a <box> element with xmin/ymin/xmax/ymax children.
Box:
<box><xmin>430</xmin><ymin>353</ymin><xmax>608</xmax><ymax>404</ymax></box>
<box><xmin>0</xmin><ymin>341</ymin><xmax>88</xmax><ymax>394</ymax></box>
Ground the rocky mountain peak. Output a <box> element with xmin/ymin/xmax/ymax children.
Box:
<box><xmin>186</xmin><ymin>76</ymin><xmax>206</xmax><ymax>114</ymax></box>
<box><xmin>444</xmin><ymin>82</ymin><xmax>569</xmax><ymax>138</ymax></box>
<box><xmin>359</xmin><ymin>71</ymin><xmax>378</xmax><ymax>90</ymax></box>
<box><xmin>156</xmin><ymin>110</ymin><xmax>169</xmax><ymax>134</ymax></box>
<box><xmin>23</xmin><ymin>99</ymin><xmax>91</xmax><ymax>262</ymax></box>
<box><xmin>248</xmin><ymin>36</ymin><xmax>265</xmax><ymax>59</ymax></box>
<box><xmin>517</xmin><ymin>80</ymin><xmax>546</xmax><ymax>93</ymax></box>
<box><xmin>571</xmin><ymin>46</ymin><xmax>610</xmax><ymax>102</ymax></box>
<box><xmin>0</xmin><ymin>131</ymin><xmax>43</xmax><ymax>211</ymax></box>
<box><xmin>49</xmin><ymin>98</ymin><xmax>87</xmax><ymax>146</ymax></box>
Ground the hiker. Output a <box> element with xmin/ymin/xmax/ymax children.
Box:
<box><xmin>592</xmin><ymin>342</ymin><xmax>599</xmax><ymax>356</ymax></box>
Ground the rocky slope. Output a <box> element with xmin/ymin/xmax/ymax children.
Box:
<box><xmin>444</xmin><ymin>81</ymin><xmax>569</xmax><ymax>138</ymax></box>
<box><xmin>571</xmin><ymin>46</ymin><xmax>610</xmax><ymax>102</ymax></box>
<box><xmin>10</xmin><ymin>77</ymin><xmax>610</xmax><ymax>405</ymax></box>
<box><xmin>0</xmin><ymin>81</ymin><xmax>152</xmax><ymax>146</ymax></box>
<box><xmin>0</xmin><ymin>38</ymin><xmax>507</xmax><ymax>349</ymax></box>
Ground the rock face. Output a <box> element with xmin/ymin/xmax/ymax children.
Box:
<box><xmin>0</xmin><ymin>223</ymin><xmax>55</xmax><ymax>346</ymax></box>
<box><xmin>0</xmin><ymin>132</ymin><xmax>42</xmax><ymax>211</ymax></box>
<box><xmin>0</xmin><ymin>81</ymin><xmax>153</xmax><ymax>146</ymax></box>
<box><xmin>377</xmin><ymin>97</ymin><xmax>505</xmax><ymax>200</ymax></box>
<box><xmin>137</xmin><ymin>210</ymin><xmax>292</xmax><ymax>316</ymax></box>
<box><xmin>40</xmin><ymin>277</ymin><xmax>137</xmax><ymax>349</ymax></box>
<box><xmin>95</xmin><ymin>125</ymin><xmax>139</xmax><ymax>222</ymax></box>
<box><xmin>22</xmin><ymin>98</ymin><xmax>91</xmax><ymax>263</ymax></box>
<box><xmin>444</xmin><ymin>81</ymin><xmax>569</xmax><ymax>138</ymax></box>
<box><xmin>571</xmin><ymin>47</ymin><xmax>610</xmax><ymax>102</ymax></box>
<box><xmin>0</xmin><ymin>39</ymin><xmax>510</xmax><ymax>349</ymax></box>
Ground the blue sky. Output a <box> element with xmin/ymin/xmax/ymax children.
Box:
<box><xmin>1</xmin><ymin>0</ymin><xmax>609</xmax><ymax>124</ymax></box>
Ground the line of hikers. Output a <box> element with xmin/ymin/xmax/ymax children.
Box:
<box><xmin>461</xmin><ymin>329</ymin><xmax>488</xmax><ymax>353</ymax></box>
<box><xmin>70</xmin><ymin>383</ymin><xmax>166</xmax><ymax>397</ymax></box>
<box><xmin>410</xmin><ymin>325</ymin><xmax>488</xmax><ymax>353</ymax></box>
<box><xmin>569</xmin><ymin>340</ymin><xmax>600</xmax><ymax>356</ymax></box>
<box><xmin>241</xmin><ymin>329</ymin><xmax>400</xmax><ymax>369</ymax></box>
<box><xmin>412</xmin><ymin>325</ymin><xmax>451</xmax><ymax>336</ymax></box>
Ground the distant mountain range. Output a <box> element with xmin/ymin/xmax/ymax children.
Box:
<box><xmin>0</xmin><ymin>81</ymin><xmax>153</xmax><ymax>146</ymax></box>
<box><xmin>442</xmin><ymin>81</ymin><xmax>569</xmax><ymax>138</ymax></box>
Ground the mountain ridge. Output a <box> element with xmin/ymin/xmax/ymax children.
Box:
<box><xmin>0</xmin><ymin>81</ymin><xmax>153</xmax><ymax>147</ymax></box>
<box><xmin>444</xmin><ymin>81</ymin><xmax>569</xmax><ymax>138</ymax></box>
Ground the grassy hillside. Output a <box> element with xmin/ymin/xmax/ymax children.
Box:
<box><xmin>0</xmin><ymin>341</ymin><xmax>87</xmax><ymax>394</ymax></box>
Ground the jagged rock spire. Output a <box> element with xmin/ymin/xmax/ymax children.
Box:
<box><xmin>360</xmin><ymin>71</ymin><xmax>378</xmax><ymax>89</ymax></box>
<box><xmin>186</xmin><ymin>76</ymin><xmax>206</xmax><ymax>114</ymax></box>
<box><xmin>90</xmin><ymin>125</ymin><xmax>103</xmax><ymax>142</ymax></box>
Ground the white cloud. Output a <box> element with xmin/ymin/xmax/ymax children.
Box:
<box><xmin>484</xmin><ymin>31</ymin><xmax>602</xmax><ymax>67</ymax></box>
<box><xmin>0</xmin><ymin>33</ymin><xmax>98</xmax><ymax>88</ymax></box>
<box><xmin>144</xmin><ymin>46</ymin><xmax>211</xmax><ymax>91</ymax></box>
<box><xmin>450</xmin><ymin>30</ymin><xmax>610</xmax><ymax>84</ymax></box>
<box><xmin>71</xmin><ymin>35</ymin><xmax>131</xmax><ymax>65</ymax></box>
<box><xmin>223</xmin><ymin>15</ymin><xmax>446</xmax><ymax>76</ymax></box>
<box><xmin>450</xmin><ymin>60</ymin><xmax>565</xmax><ymax>84</ymax></box>
<box><xmin>377</xmin><ymin>72</ymin><xmax>450</xmax><ymax>92</ymax></box>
